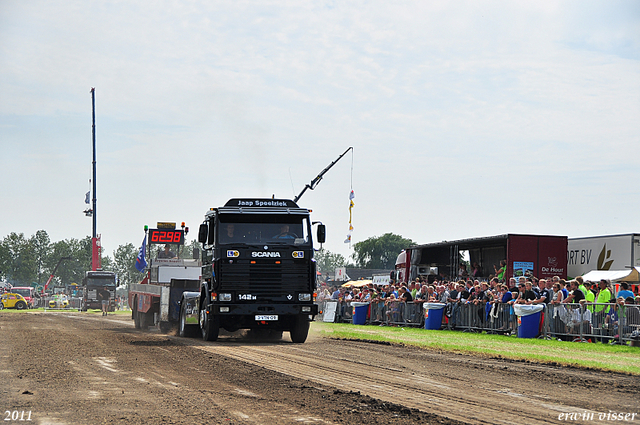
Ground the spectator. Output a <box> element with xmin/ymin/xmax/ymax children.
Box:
<box><xmin>436</xmin><ymin>285</ymin><xmax>450</xmax><ymax>304</ymax></box>
<box><xmin>414</xmin><ymin>285</ymin><xmax>428</xmax><ymax>302</ymax></box>
<box><xmin>494</xmin><ymin>260</ymin><xmax>507</xmax><ymax>282</ymax></box>
<box><xmin>559</xmin><ymin>279</ymin><xmax>569</xmax><ymax>299</ymax></box>
<box><xmin>531</xmin><ymin>278</ymin><xmax>541</xmax><ymax>298</ymax></box>
<box><xmin>409</xmin><ymin>281</ymin><xmax>418</xmax><ymax>299</ymax></box>
<box><xmin>604</xmin><ymin>297</ymin><xmax>625</xmax><ymax>340</ymax></box>
<box><xmin>424</xmin><ymin>285</ymin><xmax>435</xmax><ymax>302</ymax></box>
<box><xmin>456</xmin><ymin>283</ymin><xmax>470</xmax><ymax>303</ymax></box>
<box><xmin>331</xmin><ymin>287</ymin><xmax>341</xmax><ymax>300</ymax></box>
<box><xmin>458</xmin><ymin>264</ymin><xmax>469</xmax><ymax>278</ymax></box>
<box><xmin>514</xmin><ymin>282</ymin><xmax>526</xmax><ymax>304</ymax></box>
<box><xmin>563</xmin><ymin>280</ymin><xmax>585</xmax><ymax>304</ymax></box>
<box><xmin>532</xmin><ymin>279</ymin><xmax>551</xmax><ymax>304</ymax></box>
<box><xmin>399</xmin><ymin>287</ymin><xmax>413</xmax><ymax>302</ymax></box>
<box><xmin>549</xmin><ymin>282</ymin><xmax>567</xmax><ymax>333</ymax></box>
<box><xmin>361</xmin><ymin>288</ymin><xmax>372</xmax><ymax>301</ymax></box>
<box><xmin>594</xmin><ymin>279</ymin><xmax>612</xmax><ymax>320</ymax></box>
<box><xmin>520</xmin><ymin>281</ymin><xmax>538</xmax><ymax>304</ymax></box>
<box><xmin>471</xmin><ymin>262</ymin><xmax>483</xmax><ymax>278</ymax></box>
<box><xmin>617</xmin><ymin>282</ymin><xmax>635</xmax><ymax>300</ymax></box>
<box><xmin>98</xmin><ymin>287</ymin><xmax>110</xmax><ymax>316</ymax></box>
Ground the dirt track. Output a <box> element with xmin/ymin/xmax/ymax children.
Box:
<box><xmin>1</xmin><ymin>312</ymin><xmax>638</xmax><ymax>424</ymax></box>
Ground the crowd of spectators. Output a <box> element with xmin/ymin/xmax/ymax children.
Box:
<box><xmin>317</xmin><ymin>271</ymin><xmax>640</xmax><ymax>342</ymax></box>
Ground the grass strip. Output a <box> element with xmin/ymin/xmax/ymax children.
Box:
<box><xmin>313</xmin><ymin>322</ymin><xmax>640</xmax><ymax>375</ymax></box>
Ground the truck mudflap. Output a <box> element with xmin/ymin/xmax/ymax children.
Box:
<box><xmin>203</xmin><ymin>303</ymin><xmax>318</xmax><ymax>332</ymax></box>
<box><xmin>210</xmin><ymin>303</ymin><xmax>318</xmax><ymax>317</ymax></box>
<box><xmin>160</xmin><ymin>287</ymin><xmax>170</xmax><ymax>322</ymax></box>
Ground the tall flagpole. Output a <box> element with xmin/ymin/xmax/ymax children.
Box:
<box><xmin>91</xmin><ymin>88</ymin><xmax>98</xmax><ymax>270</ymax></box>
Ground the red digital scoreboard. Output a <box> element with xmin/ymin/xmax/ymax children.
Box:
<box><xmin>149</xmin><ymin>229</ymin><xmax>184</xmax><ymax>245</ymax></box>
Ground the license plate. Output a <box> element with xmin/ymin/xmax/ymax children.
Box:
<box><xmin>255</xmin><ymin>315</ymin><xmax>278</xmax><ymax>321</ymax></box>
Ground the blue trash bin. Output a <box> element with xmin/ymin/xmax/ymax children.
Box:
<box><xmin>423</xmin><ymin>303</ymin><xmax>445</xmax><ymax>330</ymax></box>
<box><xmin>352</xmin><ymin>302</ymin><xmax>369</xmax><ymax>325</ymax></box>
<box><xmin>514</xmin><ymin>304</ymin><xmax>544</xmax><ymax>338</ymax></box>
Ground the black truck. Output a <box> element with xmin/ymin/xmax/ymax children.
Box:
<box><xmin>180</xmin><ymin>198</ymin><xmax>324</xmax><ymax>343</ymax></box>
<box><xmin>81</xmin><ymin>270</ymin><xmax>117</xmax><ymax>311</ymax></box>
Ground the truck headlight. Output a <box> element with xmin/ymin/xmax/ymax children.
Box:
<box><xmin>301</xmin><ymin>306</ymin><xmax>311</xmax><ymax>312</ymax></box>
<box><xmin>219</xmin><ymin>293</ymin><xmax>232</xmax><ymax>302</ymax></box>
<box><xmin>220</xmin><ymin>307</ymin><xmax>230</xmax><ymax>313</ymax></box>
<box><xmin>298</xmin><ymin>293</ymin><xmax>311</xmax><ymax>302</ymax></box>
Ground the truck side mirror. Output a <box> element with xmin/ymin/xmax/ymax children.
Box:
<box><xmin>198</xmin><ymin>224</ymin><xmax>208</xmax><ymax>244</ymax></box>
<box><xmin>317</xmin><ymin>224</ymin><xmax>326</xmax><ymax>244</ymax></box>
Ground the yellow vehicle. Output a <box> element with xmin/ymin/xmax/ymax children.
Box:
<box><xmin>48</xmin><ymin>294</ymin><xmax>69</xmax><ymax>309</ymax></box>
<box><xmin>0</xmin><ymin>292</ymin><xmax>29</xmax><ymax>310</ymax></box>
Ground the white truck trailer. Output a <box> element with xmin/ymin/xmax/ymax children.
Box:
<box><xmin>567</xmin><ymin>233</ymin><xmax>640</xmax><ymax>278</ymax></box>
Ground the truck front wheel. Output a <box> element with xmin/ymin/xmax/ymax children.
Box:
<box><xmin>179</xmin><ymin>302</ymin><xmax>199</xmax><ymax>338</ymax></box>
<box><xmin>290</xmin><ymin>316</ymin><xmax>309</xmax><ymax>343</ymax></box>
<box><xmin>200</xmin><ymin>308</ymin><xmax>219</xmax><ymax>341</ymax></box>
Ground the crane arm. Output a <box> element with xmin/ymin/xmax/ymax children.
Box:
<box><xmin>294</xmin><ymin>147</ymin><xmax>353</xmax><ymax>203</ymax></box>
<box><xmin>44</xmin><ymin>256</ymin><xmax>71</xmax><ymax>292</ymax></box>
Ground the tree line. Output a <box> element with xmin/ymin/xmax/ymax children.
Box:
<box><xmin>0</xmin><ymin>230</ymin><xmax>197</xmax><ymax>291</ymax></box>
<box><xmin>315</xmin><ymin>232</ymin><xmax>414</xmax><ymax>273</ymax></box>
<box><xmin>0</xmin><ymin>230</ymin><xmax>412</xmax><ymax>289</ymax></box>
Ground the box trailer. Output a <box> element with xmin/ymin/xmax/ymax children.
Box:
<box><xmin>567</xmin><ymin>233</ymin><xmax>640</xmax><ymax>278</ymax></box>
<box><xmin>395</xmin><ymin>234</ymin><xmax>568</xmax><ymax>283</ymax></box>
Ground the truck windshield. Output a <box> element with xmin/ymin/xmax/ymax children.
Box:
<box><xmin>218</xmin><ymin>214</ymin><xmax>310</xmax><ymax>246</ymax></box>
<box><xmin>12</xmin><ymin>288</ymin><xmax>32</xmax><ymax>298</ymax></box>
<box><xmin>85</xmin><ymin>278</ymin><xmax>116</xmax><ymax>288</ymax></box>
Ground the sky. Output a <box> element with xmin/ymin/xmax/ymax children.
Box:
<box><xmin>1</xmin><ymin>1</ymin><xmax>639</xmax><ymax>263</ymax></box>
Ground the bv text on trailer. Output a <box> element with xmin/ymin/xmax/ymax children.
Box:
<box><xmin>567</xmin><ymin>233</ymin><xmax>640</xmax><ymax>278</ymax></box>
<box><xmin>395</xmin><ymin>234</ymin><xmax>568</xmax><ymax>282</ymax></box>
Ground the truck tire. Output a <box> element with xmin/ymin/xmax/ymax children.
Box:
<box><xmin>134</xmin><ymin>311</ymin><xmax>141</xmax><ymax>329</ymax></box>
<box><xmin>179</xmin><ymin>302</ymin><xmax>198</xmax><ymax>338</ymax></box>
<box><xmin>200</xmin><ymin>308</ymin><xmax>219</xmax><ymax>341</ymax></box>
<box><xmin>290</xmin><ymin>316</ymin><xmax>309</xmax><ymax>343</ymax></box>
<box><xmin>133</xmin><ymin>299</ymin><xmax>141</xmax><ymax>329</ymax></box>
<box><xmin>139</xmin><ymin>311</ymin><xmax>153</xmax><ymax>330</ymax></box>
<box><xmin>159</xmin><ymin>321</ymin><xmax>172</xmax><ymax>333</ymax></box>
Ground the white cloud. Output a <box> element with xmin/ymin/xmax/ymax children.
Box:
<box><xmin>1</xmin><ymin>0</ymin><xmax>639</xmax><ymax>261</ymax></box>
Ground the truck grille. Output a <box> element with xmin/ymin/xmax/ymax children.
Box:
<box><xmin>219</xmin><ymin>260</ymin><xmax>310</xmax><ymax>295</ymax></box>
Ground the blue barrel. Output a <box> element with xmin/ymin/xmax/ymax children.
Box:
<box><xmin>424</xmin><ymin>303</ymin><xmax>445</xmax><ymax>330</ymax></box>
<box><xmin>517</xmin><ymin>311</ymin><xmax>541</xmax><ymax>338</ymax></box>
<box><xmin>352</xmin><ymin>302</ymin><xmax>369</xmax><ymax>325</ymax></box>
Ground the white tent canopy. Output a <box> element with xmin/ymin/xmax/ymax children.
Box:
<box><xmin>581</xmin><ymin>267</ymin><xmax>640</xmax><ymax>283</ymax></box>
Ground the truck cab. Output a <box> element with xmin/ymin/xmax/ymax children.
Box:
<box><xmin>82</xmin><ymin>271</ymin><xmax>117</xmax><ymax>311</ymax></box>
<box><xmin>192</xmin><ymin>198</ymin><xmax>324</xmax><ymax>343</ymax></box>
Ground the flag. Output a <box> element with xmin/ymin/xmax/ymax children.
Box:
<box><xmin>345</xmin><ymin>190</ymin><xmax>355</xmax><ymax>244</ymax></box>
<box><xmin>85</xmin><ymin>191</ymin><xmax>90</xmax><ymax>204</ymax></box>
<box><xmin>135</xmin><ymin>235</ymin><xmax>147</xmax><ymax>272</ymax></box>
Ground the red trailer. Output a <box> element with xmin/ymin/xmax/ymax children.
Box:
<box><xmin>395</xmin><ymin>234</ymin><xmax>568</xmax><ymax>283</ymax></box>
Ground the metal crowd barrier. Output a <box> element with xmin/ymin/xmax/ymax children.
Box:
<box><xmin>40</xmin><ymin>296</ymin><xmax>82</xmax><ymax>310</ymax></box>
<box><xmin>314</xmin><ymin>299</ymin><xmax>640</xmax><ymax>345</ymax></box>
<box><xmin>542</xmin><ymin>303</ymin><xmax>640</xmax><ymax>344</ymax></box>
<box><xmin>316</xmin><ymin>299</ymin><xmax>427</xmax><ymax>327</ymax></box>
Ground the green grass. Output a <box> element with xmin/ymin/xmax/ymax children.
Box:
<box><xmin>313</xmin><ymin>322</ymin><xmax>640</xmax><ymax>375</ymax></box>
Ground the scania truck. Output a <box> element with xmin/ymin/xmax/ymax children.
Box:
<box><xmin>179</xmin><ymin>198</ymin><xmax>325</xmax><ymax>343</ymax></box>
